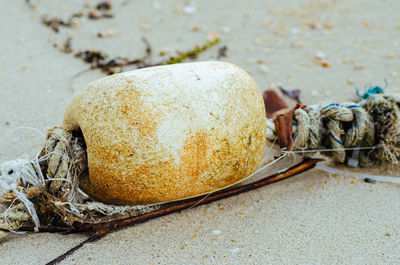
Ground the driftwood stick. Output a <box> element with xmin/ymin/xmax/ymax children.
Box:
<box><xmin>77</xmin><ymin>157</ymin><xmax>321</xmax><ymax>233</ymax></box>
<box><xmin>16</xmin><ymin>157</ymin><xmax>321</xmax><ymax>234</ymax></box>
<box><xmin>45</xmin><ymin>231</ymin><xmax>105</xmax><ymax>265</ymax></box>
<box><xmin>36</xmin><ymin>158</ymin><xmax>321</xmax><ymax>265</ymax></box>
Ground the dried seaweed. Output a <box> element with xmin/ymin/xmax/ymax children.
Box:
<box><xmin>40</xmin><ymin>1</ymin><xmax>113</xmax><ymax>32</ymax></box>
<box><xmin>88</xmin><ymin>11</ymin><xmax>113</xmax><ymax>20</ymax></box>
<box><xmin>61</xmin><ymin>37</ymin><xmax>73</xmax><ymax>53</ymax></box>
<box><xmin>96</xmin><ymin>1</ymin><xmax>112</xmax><ymax>11</ymax></box>
<box><xmin>164</xmin><ymin>38</ymin><xmax>220</xmax><ymax>65</ymax></box>
<box><xmin>217</xmin><ymin>46</ymin><xmax>228</xmax><ymax>59</ymax></box>
<box><xmin>42</xmin><ymin>13</ymin><xmax>83</xmax><ymax>33</ymax></box>
<box><xmin>73</xmin><ymin>38</ymin><xmax>220</xmax><ymax>75</ymax></box>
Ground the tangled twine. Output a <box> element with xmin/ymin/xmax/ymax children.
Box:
<box><xmin>0</xmin><ymin>128</ymin><xmax>157</xmax><ymax>239</ymax></box>
<box><xmin>267</xmin><ymin>89</ymin><xmax>400</xmax><ymax>167</ymax></box>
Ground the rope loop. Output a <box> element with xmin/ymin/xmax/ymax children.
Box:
<box><xmin>291</xmin><ymin>102</ymin><xmax>374</xmax><ymax>164</ymax></box>
<box><xmin>287</xmin><ymin>91</ymin><xmax>399</xmax><ymax>166</ymax></box>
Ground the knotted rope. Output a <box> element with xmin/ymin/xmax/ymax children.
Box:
<box><xmin>0</xmin><ymin>128</ymin><xmax>156</xmax><ymax>239</ymax></box>
<box><xmin>267</xmin><ymin>89</ymin><xmax>400</xmax><ymax>167</ymax></box>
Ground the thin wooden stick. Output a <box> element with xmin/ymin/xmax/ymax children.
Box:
<box><xmin>77</xmin><ymin>157</ymin><xmax>321</xmax><ymax>233</ymax></box>
<box><xmin>45</xmin><ymin>231</ymin><xmax>105</xmax><ymax>265</ymax></box>
<box><xmin>15</xmin><ymin>157</ymin><xmax>321</xmax><ymax>234</ymax></box>
<box><xmin>25</xmin><ymin>158</ymin><xmax>321</xmax><ymax>265</ymax></box>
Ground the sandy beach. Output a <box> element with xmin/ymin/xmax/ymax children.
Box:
<box><xmin>0</xmin><ymin>0</ymin><xmax>399</xmax><ymax>264</ymax></box>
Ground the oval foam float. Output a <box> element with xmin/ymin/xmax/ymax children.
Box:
<box><xmin>63</xmin><ymin>61</ymin><xmax>266</xmax><ymax>205</ymax></box>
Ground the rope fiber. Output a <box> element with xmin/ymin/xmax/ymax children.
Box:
<box><xmin>267</xmin><ymin>89</ymin><xmax>400</xmax><ymax>167</ymax></box>
<box><xmin>0</xmin><ymin>128</ymin><xmax>157</xmax><ymax>239</ymax></box>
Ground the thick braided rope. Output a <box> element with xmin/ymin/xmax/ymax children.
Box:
<box><xmin>0</xmin><ymin>203</ymin><xmax>31</xmax><ymax>239</ymax></box>
<box><xmin>292</xmin><ymin>102</ymin><xmax>375</xmax><ymax>166</ymax></box>
<box><xmin>268</xmin><ymin>92</ymin><xmax>400</xmax><ymax>166</ymax></box>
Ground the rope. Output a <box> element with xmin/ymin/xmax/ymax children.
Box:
<box><xmin>0</xmin><ymin>128</ymin><xmax>157</xmax><ymax>239</ymax></box>
<box><xmin>267</xmin><ymin>90</ymin><xmax>400</xmax><ymax>167</ymax></box>
<box><xmin>0</xmin><ymin>203</ymin><xmax>31</xmax><ymax>239</ymax></box>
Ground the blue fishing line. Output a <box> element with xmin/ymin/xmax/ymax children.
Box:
<box><xmin>356</xmin><ymin>84</ymin><xmax>384</xmax><ymax>100</ymax></box>
<box><xmin>322</xmin><ymin>103</ymin><xmax>342</xmax><ymax>110</ymax></box>
<box><xmin>347</xmin><ymin>104</ymin><xmax>361</xmax><ymax>109</ymax></box>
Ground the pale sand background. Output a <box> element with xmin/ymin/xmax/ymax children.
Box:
<box><xmin>0</xmin><ymin>0</ymin><xmax>400</xmax><ymax>264</ymax></box>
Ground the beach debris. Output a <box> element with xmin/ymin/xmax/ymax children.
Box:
<box><xmin>25</xmin><ymin>0</ymin><xmax>35</xmax><ymax>9</ymax></box>
<box><xmin>364</xmin><ymin>178</ymin><xmax>376</xmax><ymax>184</ymax></box>
<box><xmin>38</xmin><ymin>1</ymin><xmax>113</xmax><ymax>33</ymax></box>
<box><xmin>217</xmin><ymin>46</ymin><xmax>228</xmax><ymax>59</ymax></box>
<box><xmin>313</xmin><ymin>52</ymin><xmax>330</xmax><ymax>68</ymax></box>
<box><xmin>267</xmin><ymin>85</ymin><xmax>400</xmax><ymax>166</ymax></box>
<box><xmin>316</xmin><ymin>164</ymin><xmax>400</xmax><ymax>184</ymax></box>
<box><xmin>96</xmin><ymin>28</ymin><xmax>117</xmax><ymax>38</ymax></box>
<box><xmin>74</xmin><ymin>49</ymin><xmax>114</xmax><ymax>73</ymax></box>
<box><xmin>263</xmin><ymin>87</ymin><xmax>300</xmax><ymax>118</ymax></box>
<box><xmin>88</xmin><ymin>11</ymin><xmax>113</xmax><ymax>20</ymax></box>
<box><xmin>263</xmin><ymin>89</ymin><xmax>290</xmax><ymax>118</ymax></box>
<box><xmin>32</xmin><ymin>1</ymin><xmax>222</xmax><ymax>76</ymax></box>
<box><xmin>61</xmin><ymin>37</ymin><xmax>73</xmax><ymax>53</ymax></box>
<box><xmin>72</xmin><ymin>37</ymin><xmax>220</xmax><ymax>75</ymax></box>
<box><xmin>42</xmin><ymin>13</ymin><xmax>83</xmax><ymax>32</ymax></box>
<box><xmin>321</xmin><ymin>61</ymin><xmax>330</xmax><ymax>67</ymax></box>
<box><xmin>96</xmin><ymin>1</ymin><xmax>112</xmax><ymax>11</ymax></box>
<box><xmin>278</xmin><ymin>87</ymin><xmax>301</xmax><ymax>103</ymax></box>
<box><xmin>160</xmin><ymin>37</ymin><xmax>220</xmax><ymax>65</ymax></box>
<box><xmin>88</xmin><ymin>1</ymin><xmax>113</xmax><ymax>19</ymax></box>
<box><xmin>140</xmin><ymin>23</ymin><xmax>149</xmax><ymax>31</ymax></box>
